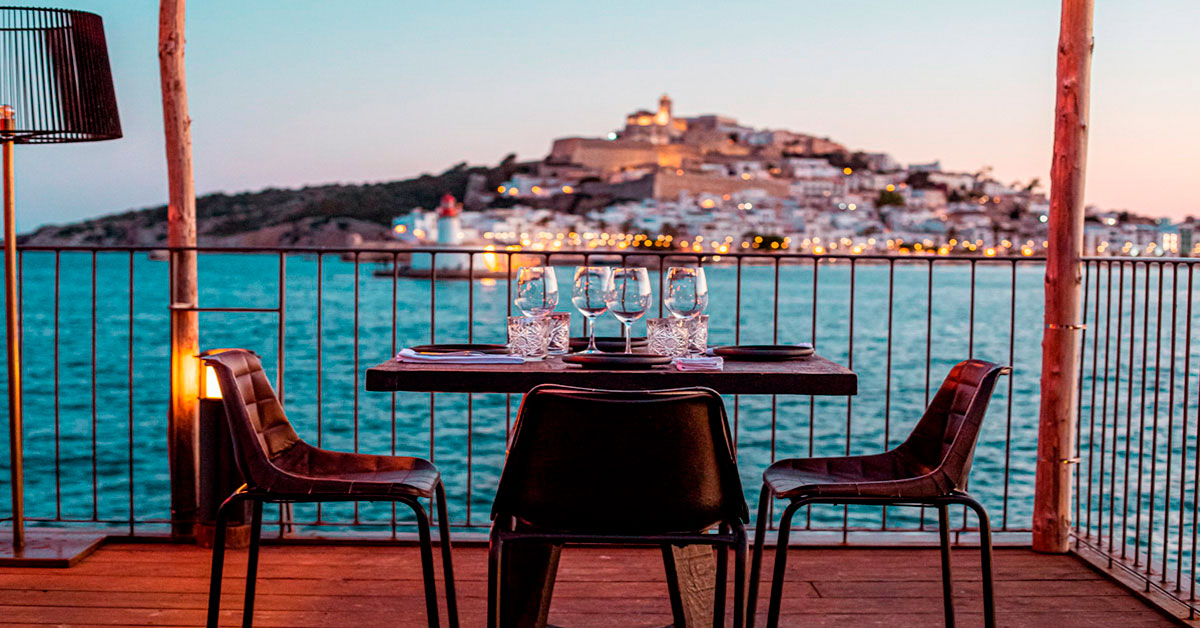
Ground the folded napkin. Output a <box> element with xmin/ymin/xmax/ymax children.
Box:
<box><xmin>673</xmin><ymin>355</ymin><xmax>724</xmax><ymax>371</ymax></box>
<box><xmin>395</xmin><ymin>348</ymin><xmax>525</xmax><ymax>365</ymax></box>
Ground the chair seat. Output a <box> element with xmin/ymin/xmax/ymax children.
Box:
<box><xmin>266</xmin><ymin>443</ymin><xmax>442</xmax><ymax>497</ymax></box>
<box><xmin>764</xmin><ymin>452</ymin><xmax>945</xmax><ymax>499</ymax></box>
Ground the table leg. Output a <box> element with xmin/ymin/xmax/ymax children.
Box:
<box><xmin>501</xmin><ymin>541</ymin><xmax>562</xmax><ymax>628</ymax></box>
<box><xmin>664</xmin><ymin>544</ymin><xmax>717</xmax><ymax>627</ymax></box>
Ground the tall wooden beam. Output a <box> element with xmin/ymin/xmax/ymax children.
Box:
<box><xmin>1034</xmin><ymin>0</ymin><xmax>1094</xmax><ymax>553</ymax></box>
<box><xmin>159</xmin><ymin>0</ymin><xmax>199</xmax><ymax>540</ymax></box>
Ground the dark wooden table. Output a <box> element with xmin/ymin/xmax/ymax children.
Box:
<box><xmin>366</xmin><ymin>353</ymin><xmax>857</xmax><ymax>627</ymax></box>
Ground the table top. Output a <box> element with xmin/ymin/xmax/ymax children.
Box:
<box><xmin>365</xmin><ymin>353</ymin><xmax>856</xmax><ymax>396</ymax></box>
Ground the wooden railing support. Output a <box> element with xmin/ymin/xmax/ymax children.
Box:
<box><xmin>1034</xmin><ymin>0</ymin><xmax>1094</xmax><ymax>553</ymax></box>
<box><xmin>159</xmin><ymin>0</ymin><xmax>199</xmax><ymax>540</ymax></box>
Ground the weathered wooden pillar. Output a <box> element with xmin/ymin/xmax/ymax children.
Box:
<box><xmin>159</xmin><ymin>0</ymin><xmax>199</xmax><ymax>540</ymax></box>
<box><xmin>1034</xmin><ymin>0</ymin><xmax>1093</xmax><ymax>553</ymax></box>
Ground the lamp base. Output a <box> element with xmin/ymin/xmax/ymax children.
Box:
<box><xmin>0</xmin><ymin>529</ymin><xmax>105</xmax><ymax>567</ymax></box>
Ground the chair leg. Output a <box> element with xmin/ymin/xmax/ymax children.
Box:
<box><xmin>661</xmin><ymin>544</ymin><xmax>688</xmax><ymax>627</ymax></box>
<box><xmin>207</xmin><ymin>494</ymin><xmax>246</xmax><ymax>628</ymax></box>
<box><xmin>241</xmin><ymin>500</ymin><xmax>263</xmax><ymax>628</ymax></box>
<box><xmin>732</xmin><ymin>523</ymin><xmax>747</xmax><ymax>628</ymax></box>
<box><xmin>434</xmin><ymin>482</ymin><xmax>460</xmax><ymax>628</ymax></box>
<box><xmin>745</xmin><ymin>483</ymin><xmax>772</xmax><ymax>628</ymax></box>
<box><xmin>714</xmin><ymin>524</ymin><xmax>729</xmax><ymax>627</ymax></box>
<box><xmin>937</xmin><ymin>504</ymin><xmax>955</xmax><ymax>628</ymax></box>
<box><xmin>405</xmin><ymin>499</ymin><xmax>442</xmax><ymax>628</ymax></box>
<box><xmin>765</xmin><ymin>500</ymin><xmax>803</xmax><ymax>628</ymax></box>
<box><xmin>487</xmin><ymin>525</ymin><xmax>503</xmax><ymax>628</ymax></box>
<box><xmin>956</xmin><ymin>495</ymin><xmax>996</xmax><ymax>628</ymax></box>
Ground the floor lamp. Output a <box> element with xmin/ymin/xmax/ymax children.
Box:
<box><xmin>1</xmin><ymin>7</ymin><xmax>122</xmax><ymax>566</ymax></box>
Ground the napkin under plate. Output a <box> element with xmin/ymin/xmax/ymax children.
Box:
<box><xmin>396</xmin><ymin>348</ymin><xmax>525</xmax><ymax>364</ymax></box>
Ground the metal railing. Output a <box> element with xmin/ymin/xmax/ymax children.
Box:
<box><xmin>0</xmin><ymin>244</ymin><xmax>1043</xmax><ymax>544</ymax></box>
<box><xmin>1074</xmin><ymin>257</ymin><xmax>1200</xmax><ymax>618</ymax></box>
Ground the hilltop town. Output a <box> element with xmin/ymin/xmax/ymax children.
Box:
<box><xmin>401</xmin><ymin>94</ymin><xmax>1190</xmax><ymax>258</ymax></box>
<box><xmin>26</xmin><ymin>95</ymin><xmax>1191</xmax><ymax>257</ymax></box>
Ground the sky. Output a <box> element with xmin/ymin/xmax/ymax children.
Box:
<box><xmin>5</xmin><ymin>1</ymin><xmax>1199</xmax><ymax>229</ymax></box>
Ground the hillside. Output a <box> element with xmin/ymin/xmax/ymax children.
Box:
<box><xmin>21</xmin><ymin>156</ymin><xmax>526</xmax><ymax>247</ymax></box>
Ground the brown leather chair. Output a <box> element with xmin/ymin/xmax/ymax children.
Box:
<box><xmin>201</xmin><ymin>349</ymin><xmax>458</xmax><ymax>628</ymax></box>
<box><xmin>746</xmin><ymin>359</ymin><xmax>1010</xmax><ymax>628</ymax></box>
<box><xmin>489</xmin><ymin>385</ymin><xmax>749</xmax><ymax>628</ymax></box>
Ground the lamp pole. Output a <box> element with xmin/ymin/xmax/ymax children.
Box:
<box><xmin>1</xmin><ymin>105</ymin><xmax>22</xmax><ymax>550</ymax></box>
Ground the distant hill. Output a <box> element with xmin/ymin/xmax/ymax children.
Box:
<box><xmin>22</xmin><ymin>156</ymin><xmax>528</xmax><ymax>247</ymax></box>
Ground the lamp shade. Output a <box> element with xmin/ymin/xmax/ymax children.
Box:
<box><xmin>0</xmin><ymin>6</ymin><xmax>121</xmax><ymax>143</ymax></box>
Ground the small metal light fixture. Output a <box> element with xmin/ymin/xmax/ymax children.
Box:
<box><xmin>195</xmin><ymin>349</ymin><xmax>251</xmax><ymax>549</ymax></box>
<box><xmin>1</xmin><ymin>7</ymin><xmax>121</xmax><ymax>566</ymax></box>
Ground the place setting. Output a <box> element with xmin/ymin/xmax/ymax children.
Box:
<box><xmin>394</xmin><ymin>263</ymin><xmax>817</xmax><ymax>372</ymax></box>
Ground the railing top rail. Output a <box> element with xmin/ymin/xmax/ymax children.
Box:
<box><xmin>14</xmin><ymin>243</ymin><xmax>1050</xmax><ymax>262</ymax></box>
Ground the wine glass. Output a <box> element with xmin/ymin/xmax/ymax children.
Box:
<box><xmin>571</xmin><ymin>266</ymin><xmax>612</xmax><ymax>354</ymax></box>
<box><xmin>664</xmin><ymin>267</ymin><xmax>708</xmax><ymax>356</ymax></box>
<box><xmin>604</xmin><ymin>267</ymin><xmax>652</xmax><ymax>354</ymax></box>
<box><xmin>515</xmin><ymin>266</ymin><xmax>558</xmax><ymax>317</ymax></box>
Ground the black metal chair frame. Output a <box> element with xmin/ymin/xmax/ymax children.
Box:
<box><xmin>487</xmin><ymin>519</ymin><xmax>748</xmax><ymax>628</ymax></box>
<box><xmin>206</xmin><ymin>484</ymin><xmax>458</xmax><ymax>628</ymax></box>
<box><xmin>746</xmin><ymin>491</ymin><xmax>994</xmax><ymax>628</ymax></box>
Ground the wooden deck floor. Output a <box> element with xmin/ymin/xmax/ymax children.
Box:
<box><xmin>0</xmin><ymin>541</ymin><xmax>1176</xmax><ymax>627</ymax></box>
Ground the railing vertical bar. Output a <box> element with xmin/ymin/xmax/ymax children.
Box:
<box><xmin>769</xmin><ymin>258</ymin><xmax>779</xmax><ymax>467</ymax></box>
<box><xmin>315</xmin><ymin>253</ymin><xmax>323</xmax><ymax>525</ymax></box>
<box><xmin>1108</xmin><ymin>261</ymin><xmax>1125</xmax><ymax>556</ymax></box>
<box><xmin>52</xmin><ymin>250</ymin><xmax>60</xmax><ymax>520</ymax></box>
<box><xmin>921</xmin><ymin>259</ymin><xmax>934</xmax><ymax>531</ymax></box>
<box><xmin>805</xmin><ymin>257</ymin><xmax>819</xmax><ymax>530</ymax></box>
<box><xmin>1002</xmin><ymin>259</ymin><xmax>1017</xmax><ymax>530</ymax></box>
<box><xmin>127</xmin><ymin>251</ymin><xmax>135</xmax><ymax>533</ymax></box>
<box><xmin>429</xmin><ymin>253</ymin><xmax>437</xmax><ymax>473</ymax></box>
<box><xmin>1082</xmin><ymin>260</ymin><xmax>1095</xmax><ymax>538</ymax></box>
<box><xmin>505</xmin><ymin>252</ymin><xmax>513</xmax><ymax>436</ymax></box>
<box><xmin>1122</xmin><ymin>261</ymin><xmax>1139</xmax><ymax>559</ymax></box>
<box><xmin>1097</xmin><ymin>261</ymin><xmax>1113</xmax><ymax>548</ymax></box>
<box><xmin>1160</xmin><ymin>262</ymin><xmax>1179</xmax><ymax>583</ymax></box>
<box><xmin>881</xmin><ymin>258</ymin><xmax>895</xmax><ymax>529</ymax></box>
<box><xmin>466</xmin><ymin>253</ymin><xmax>475</xmax><ymax>527</ymax></box>
<box><xmin>842</xmin><ymin>258</ymin><xmax>856</xmax><ymax>542</ymax></box>
<box><xmin>90</xmin><ymin>250</ymin><xmax>97</xmax><ymax>521</ymax></box>
<box><xmin>963</xmin><ymin>259</ymin><xmax>977</xmax><ymax>532</ymax></box>
<box><xmin>1189</xmin><ymin>276</ymin><xmax>1200</xmax><ymax>610</ymax></box>
<box><xmin>1175</xmin><ymin>262</ymin><xmax>1193</xmax><ymax>590</ymax></box>
<box><xmin>390</xmin><ymin>252</ymin><xmax>397</xmax><ymax>536</ymax></box>
<box><xmin>1084</xmin><ymin>259</ymin><xmax>1099</xmax><ymax>535</ymax></box>
<box><xmin>733</xmin><ymin>256</ymin><xmax>742</xmax><ymax>447</ymax></box>
<box><xmin>353</xmin><ymin>251</ymin><xmax>361</xmax><ymax>525</ymax></box>
<box><xmin>1144</xmin><ymin>263</ymin><xmax>1165</xmax><ymax>578</ymax></box>
<box><xmin>1133</xmin><ymin>262</ymin><xmax>1152</xmax><ymax>566</ymax></box>
<box><xmin>277</xmin><ymin>252</ymin><xmax>287</xmax><ymax>537</ymax></box>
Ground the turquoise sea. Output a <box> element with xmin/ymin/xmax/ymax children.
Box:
<box><xmin>0</xmin><ymin>253</ymin><xmax>1197</xmax><ymax>569</ymax></box>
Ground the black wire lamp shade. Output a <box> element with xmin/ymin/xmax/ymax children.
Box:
<box><xmin>0</xmin><ymin>6</ymin><xmax>121</xmax><ymax>143</ymax></box>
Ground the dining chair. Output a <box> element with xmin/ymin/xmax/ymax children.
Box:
<box><xmin>200</xmin><ymin>348</ymin><xmax>458</xmax><ymax>628</ymax></box>
<box><xmin>746</xmin><ymin>359</ymin><xmax>1010</xmax><ymax>628</ymax></box>
<box><xmin>488</xmin><ymin>385</ymin><xmax>749</xmax><ymax>628</ymax></box>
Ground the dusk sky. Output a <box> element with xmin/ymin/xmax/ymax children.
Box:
<box><xmin>8</xmin><ymin>1</ymin><xmax>1199</xmax><ymax>229</ymax></box>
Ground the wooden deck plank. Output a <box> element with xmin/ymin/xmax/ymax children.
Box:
<box><xmin>2</xmin><ymin>543</ymin><xmax>1175</xmax><ymax>627</ymax></box>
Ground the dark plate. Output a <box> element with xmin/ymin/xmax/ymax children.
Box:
<box><xmin>570</xmin><ymin>336</ymin><xmax>648</xmax><ymax>352</ymax></box>
<box><xmin>409</xmin><ymin>343</ymin><xmax>510</xmax><ymax>355</ymax></box>
<box><xmin>713</xmin><ymin>344</ymin><xmax>814</xmax><ymax>361</ymax></box>
<box><xmin>561</xmin><ymin>353</ymin><xmax>672</xmax><ymax>370</ymax></box>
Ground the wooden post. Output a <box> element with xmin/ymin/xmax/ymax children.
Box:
<box><xmin>1034</xmin><ymin>0</ymin><xmax>1093</xmax><ymax>554</ymax></box>
<box><xmin>159</xmin><ymin>0</ymin><xmax>199</xmax><ymax>540</ymax></box>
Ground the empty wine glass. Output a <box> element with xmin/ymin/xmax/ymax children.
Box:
<box><xmin>604</xmin><ymin>267</ymin><xmax>652</xmax><ymax>354</ymax></box>
<box><xmin>664</xmin><ymin>266</ymin><xmax>709</xmax><ymax>356</ymax></box>
<box><xmin>515</xmin><ymin>266</ymin><xmax>558</xmax><ymax>317</ymax></box>
<box><xmin>571</xmin><ymin>266</ymin><xmax>612</xmax><ymax>354</ymax></box>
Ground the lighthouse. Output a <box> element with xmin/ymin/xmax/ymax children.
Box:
<box><xmin>436</xmin><ymin>193</ymin><xmax>463</xmax><ymax>246</ymax></box>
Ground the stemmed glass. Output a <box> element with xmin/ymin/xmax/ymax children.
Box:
<box><xmin>571</xmin><ymin>266</ymin><xmax>612</xmax><ymax>354</ymax></box>
<box><xmin>515</xmin><ymin>266</ymin><xmax>558</xmax><ymax>317</ymax></box>
<box><xmin>664</xmin><ymin>266</ymin><xmax>708</xmax><ymax>356</ymax></box>
<box><xmin>604</xmin><ymin>267</ymin><xmax>652</xmax><ymax>354</ymax></box>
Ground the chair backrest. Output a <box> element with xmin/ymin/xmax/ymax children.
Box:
<box><xmin>201</xmin><ymin>349</ymin><xmax>302</xmax><ymax>491</ymax></box>
<box><xmin>895</xmin><ymin>359</ymin><xmax>1011</xmax><ymax>491</ymax></box>
<box><xmin>492</xmin><ymin>385</ymin><xmax>747</xmax><ymax>534</ymax></box>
